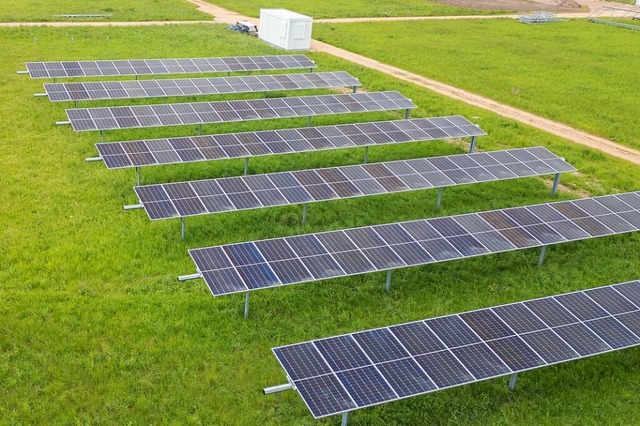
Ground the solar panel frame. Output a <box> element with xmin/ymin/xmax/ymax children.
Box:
<box><xmin>26</xmin><ymin>55</ymin><xmax>316</xmax><ymax>79</ymax></box>
<box><xmin>134</xmin><ymin>147</ymin><xmax>574</xmax><ymax>221</ymax></box>
<box><xmin>189</xmin><ymin>191</ymin><xmax>640</xmax><ymax>298</ymax></box>
<box><xmin>67</xmin><ymin>91</ymin><xmax>417</xmax><ymax>132</ymax></box>
<box><xmin>44</xmin><ymin>71</ymin><xmax>360</xmax><ymax>102</ymax></box>
<box><xmin>272</xmin><ymin>279</ymin><xmax>640</xmax><ymax>419</ymax></box>
<box><xmin>96</xmin><ymin>116</ymin><xmax>486</xmax><ymax>170</ymax></box>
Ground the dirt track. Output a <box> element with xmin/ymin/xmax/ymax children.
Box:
<box><xmin>6</xmin><ymin>0</ymin><xmax>640</xmax><ymax>165</ymax></box>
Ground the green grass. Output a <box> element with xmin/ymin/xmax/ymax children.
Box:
<box><xmin>2</xmin><ymin>23</ymin><xmax>640</xmax><ymax>425</ymax></box>
<box><xmin>0</xmin><ymin>0</ymin><xmax>210</xmax><ymax>22</ymax></box>
<box><xmin>314</xmin><ymin>19</ymin><xmax>640</xmax><ymax>151</ymax></box>
<box><xmin>203</xmin><ymin>0</ymin><xmax>506</xmax><ymax>19</ymax></box>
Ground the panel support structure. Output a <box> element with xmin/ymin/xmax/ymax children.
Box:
<box><xmin>244</xmin><ymin>292</ymin><xmax>250</xmax><ymax>318</ymax></box>
<box><xmin>181</xmin><ymin>217</ymin><xmax>186</xmax><ymax>240</ymax></box>
<box><xmin>538</xmin><ymin>245</ymin><xmax>547</xmax><ymax>267</ymax></box>
<box><xmin>436</xmin><ymin>188</ymin><xmax>445</xmax><ymax>209</ymax></box>
<box><xmin>508</xmin><ymin>373</ymin><xmax>518</xmax><ymax>391</ymax></box>
<box><xmin>385</xmin><ymin>270</ymin><xmax>393</xmax><ymax>293</ymax></box>
<box><xmin>302</xmin><ymin>204</ymin><xmax>308</xmax><ymax>225</ymax></box>
<box><xmin>404</xmin><ymin>108</ymin><xmax>411</xmax><ymax>119</ymax></box>
<box><xmin>244</xmin><ymin>158</ymin><xmax>250</xmax><ymax>176</ymax></box>
<box><xmin>469</xmin><ymin>136</ymin><xmax>477</xmax><ymax>153</ymax></box>
<box><xmin>363</xmin><ymin>146</ymin><xmax>369</xmax><ymax>164</ymax></box>
<box><xmin>136</xmin><ymin>167</ymin><xmax>141</xmax><ymax>186</ymax></box>
<box><xmin>177</xmin><ymin>273</ymin><xmax>201</xmax><ymax>281</ymax></box>
<box><xmin>341</xmin><ymin>412</ymin><xmax>349</xmax><ymax>426</ymax></box>
<box><xmin>263</xmin><ymin>383</ymin><xmax>294</xmax><ymax>395</ymax></box>
<box><xmin>552</xmin><ymin>173</ymin><xmax>561</xmax><ymax>195</ymax></box>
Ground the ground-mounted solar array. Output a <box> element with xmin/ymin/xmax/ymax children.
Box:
<box><xmin>43</xmin><ymin>71</ymin><xmax>361</xmax><ymax>102</ymax></box>
<box><xmin>95</xmin><ymin>116</ymin><xmax>486</xmax><ymax>170</ymax></box>
<box><xmin>64</xmin><ymin>91</ymin><xmax>417</xmax><ymax>131</ymax></box>
<box><xmin>133</xmin><ymin>147</ymin><xmax>575</xmax><ymax>220</ymax></box>
<box><xmin>25</xmin><ymin>55</ymin><xmax>316</xmax><ymax>79</ymax></box>
<box><xmin>186</xmin><ymin>191</ymin><xmax>640</xmax><ymax>296</ymax></box>
<box><xmin>271</xmin><ymin>279</ymin><xmax>640</xmax><ymax>418</ymax></box>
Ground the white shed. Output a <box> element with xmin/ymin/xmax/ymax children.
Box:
<box><xmin>258</xmin><ymin>9</ymin><xmax>313</xmax><ymax>51</ymax></box>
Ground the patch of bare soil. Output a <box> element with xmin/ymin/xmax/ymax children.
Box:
<box><xmin>431</xmin><ymin>0</ymin><xmax>582</xmax><ymax>12</ymax></box>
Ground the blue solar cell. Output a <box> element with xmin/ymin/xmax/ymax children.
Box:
<box><xmin>337</xmin><ymin>366</ymin><xmax>397</xmax><ymax>407</ymax></box>
<box><xmin>415</xmin><ymin>350</ymin><xmax>474</xmax><ymax>388</ymax></box>
<box><xmin>426</xmin><ymin>315</ymin><xmax>481</xmax><ymax>348</ymax></box>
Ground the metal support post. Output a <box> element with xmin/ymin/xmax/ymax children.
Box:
<box><xmin>136</xmin><ymin>166</ymin><xmax>141</xmax><ymax>186</ymax></box>
<box><xmin>34</xmin><ymin>93</ymin><xmax>48</xmax><ymax>97</ymax></box>
<box><xmin>508</xmin><ymin>373</ymin><xmax>518</xmax><ymax>391</ymax></box>
<box><xmin>17</xmin><ymin>70</ymin><xmax>29</xmax><ymax>74</ymax></box>
<box><xmin>74</xmin><ymin>100</ymin><xmax>78</xmax><ymax>108</ymax></box>
<box><xmin>436</xmin><ymin>188</ymin><xmax>444</xmax><ymax>209</ymax></box>
<box><xmin>181</xmin><ymin>217</ymin><xmax>186</xmax><ymax>240</ymax></box>
<box><xmin>385</xmin><ymin>270</ymin><xmax>393</xmax><ymax>293</ymax></box>
<box><xmin>178</xmin><ymin>273</ymin><xmax>201</xmax><ymax>281</ymax></box>
<box><xmin>341</xmin><ymin>412</ymin><xmax>349</xmax><ymax>426</ymax></box>
<box><xmin>123</xmin><ymin>204</ymin><xmax>144</xmax><ymax>210</ymax></box>
<box><xmin>228</xmin><ymin>71</ymin><xmax>231</xmax><ymax>77</ymax></box>
<box><xmin>56</xmin><ymin>120</ymin><xmax>71</xmax><ymax>126</ymax></box>
<box><xmin>244</xmin><ymin>292</ymin><xmax>250</xmax><ymax>318</ymax></box>
<box><xmin>363</xmin><ymin>146</ymin><xmax>369</xmax><ymax>164</ymax></box>
<box><xmin>244</xmin><ymin>157</ymin><xmax>250</xmax><ymax>176</ymax></box>
<box><xmin>85</xmin><ymin>156</ymin><xmax>102</xmax><ymax>162</ymax></box>
<box><xmin>100</xmin><ymin>130</ymin><xmax>105</xmax><ymax>143</ymax></box>
<box><xmin>469</xmin><ymin>136</ymin><xmax>477</xmax><ymax>153</ymax></box>
<box><xmin>538</xmin><ymin>245</ymin><xmax>547</xmax><ymax>267</ymax></box>
<box><xmin>135</xmin><ymin>75</ymin><xmax>138</xmax><ymax>81</ymax></box>
<box><xmin>53</xmin><ymin>77</ymin><xmax>57</xmax><ymax>83</ymax></box>
<box><xmin>307</xmin><ymin>116</ymin><xmax>312</xmax><ymax>127</ymax></box>
<box><xmin>302</xmin><ymin>203</ymin><xmax>308</xmax><ymax>225</ymax></box>
<box><xmin>263</xmin><ymin>383</ymin><xmax>294</xmax><ymax>395</ymax></box>
<box><xmin>352</xmin><ymin>85</ymin><xmax>357</xmax><ymax>93</ymax></box>
<box><xmin>551</xmin><ymin>173</ymin><xmax>561</xmax><ymax>195</ymax></box>
<box><xmin>404</xmin><ymin>108</ymin><xmax>410</xmax><ymax>119</ymax></box>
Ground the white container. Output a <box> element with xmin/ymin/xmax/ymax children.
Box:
<box><xmin>259</xmin><ymin>9</ymin><xmax>312</xmax><ymax>51</ymax></box>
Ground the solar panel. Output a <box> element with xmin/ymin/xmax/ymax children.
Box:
<box><xmin>65</xmin><ymin>91</ymin><xmax>417</xmax><ymax>132</ymax></box>
<box><xmin>25</xmin><ymin>55</ymin><xmax>316</xmax><ymax>79</ymax></box>
<box><xmin>43</xmin><ymin>71</ymin><xmax>361</xmax><ymax>102</ymax></box>
<box><xmin>95</xmin><ymin>116</ymin><xmax>486</xmax><ymax>170</ymax></box>
<box><xmin>133</xmin><ymin>147</ymin><xmax>575</xmax><ymax>220</ymax></box>
<box><xmin>271</xmin><ymin>279</ymin><xmax>640</xmax><ymax>419</ymax></box>
<box><xmin>186</xmin><ymin>191</ymin><xmax>640</xmax><ymax>296</ymax></box>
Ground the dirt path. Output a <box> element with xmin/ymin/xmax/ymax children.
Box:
<box><xmin>5</xmin><ymin>0</ymin><xmax>639</xmax><ymax>165</ymax></box>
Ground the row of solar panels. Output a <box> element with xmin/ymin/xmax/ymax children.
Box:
<box><xmin>24</xmin><ymin>54</ymin><xmax>317</xmax><ymax>78</ymax></box>
<box><xmin>272</xmin><ymin>278</ymin><xmax>640</xmax><ymax>418</ymax></box>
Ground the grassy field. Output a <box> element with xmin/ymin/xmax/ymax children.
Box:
<box><xmin>0</xmin><ymin>0</ymin><xmax>209</xmax><ymax>22</ymax></box>
<box><xmin>314</xmin><ymin>19</ymin><xmax>640</xmax><ymax>151</ymax></box>
<box><xmin>2</xmin><ymin>23</ymin><xmax>640</xmax><ymax>425</ymax></box>
<box><xmin>203</xmin><ymin>0</ymin><xmax>501</xmax><ymax>19</ymax></box>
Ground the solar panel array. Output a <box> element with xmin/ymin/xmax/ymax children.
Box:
<box><xmin>66</xmin><ymin>91</ymin><xmax>417</xmax><ymax>132</ymax></box>
<box><xmin>43</xmin><ymin>71</ymin><xmax>361</xmax><ymax>102</ymax></box>
<box><xmin>272</xmin><ymin>279</ymin><xmax>640</xmax><ymax>418</ymax></box>
<box><xmin>26</xmin><ymin>55</ymin><xmax>316</xmax><ymax>79</ymax></box>
<box><xmin>96</xmin><ymin>116</ymin><xmax>486</xmax><ymax>170</ymax></box>
<box><xmin>188</xmin><ymin>191</ymin><xmax>640</xmax><ymax>296</ymax></box>
<box><xmin>134</xmin><ymin>147</ymin><xmax>575</xmax><ymax>220</ymax></box>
